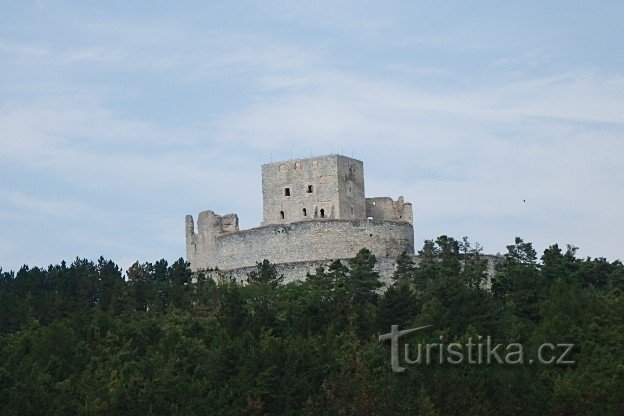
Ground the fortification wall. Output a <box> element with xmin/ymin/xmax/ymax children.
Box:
<box><xmin>187</xmin><ymin>215</ymin><xmax>414</xmax><ymax>272</ymax></box>
<box><xmin>201</xmin><ymin>254</ymin><xmax>501</xmax><ymax>287</ymax></box>
<box><xmin>213</xmin><ymin>219</ymin><xmax>414</xmax><ymax>271</ymax></box>
<box><xmin>206</xmin><ymin>256</ymin><xmax>400</xmax><ymax>285</ymax></box>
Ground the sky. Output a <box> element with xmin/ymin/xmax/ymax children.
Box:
<box><xmin>1</xmin><ymin>1</ymin><xmax>623</xmax><ymax>273</ymax></box>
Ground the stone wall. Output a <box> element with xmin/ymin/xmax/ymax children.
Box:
<box><xmin>186</xmin><ymin>210</ymin><xmax>240</xmax><ymax>270</ymax></box>
<box><xmin>365</xmin><ymin>196</ymin><xmax>413</xmax><ymax>224</ymax></box>
<box><xmin>201</xmin><ymin>253</ymin><xmax>501</xmax><ymax>288</ymax></box>
<box><xmin>206</xmin><ymin>256</ymin><xmax>401</xmax><ymax>285</ymax></box>
<box><xmin>186</xmin><ymin>214</ymin><xmax>414</xmax><ymax>272</ymax></box>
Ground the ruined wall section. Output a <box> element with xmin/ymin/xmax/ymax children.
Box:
<box><xmin>365</xmin><ymin>197</ymin><xmax>413</xmax><ymax>224</ymax></box>
<box><xmin>185</xmin><ymin>210</ymin><xmax>239</xmax><ymax>270</ymax></box>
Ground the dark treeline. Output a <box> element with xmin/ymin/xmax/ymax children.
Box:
<box><xmin>0</xmin><ymin>237</ymin><xmax>623</xmax><ymax>415</ymax></box>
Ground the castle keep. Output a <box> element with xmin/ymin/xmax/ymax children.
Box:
<box><xmin>185</xmin><ymin>154</ymin><xmax>414</xmax><ymax>281</ymax></box>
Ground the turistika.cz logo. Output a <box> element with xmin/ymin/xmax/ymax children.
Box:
<box><xmin>379</xmin><ymin>325</ymin><xmax>575</xmax><ymax>373</ymax></box>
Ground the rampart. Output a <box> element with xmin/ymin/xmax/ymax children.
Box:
<box><xmin>186</xmin><ymin>214</ymin><xmax>414</xmax><ymax>272</ymax></box>
<box><xmin>198</xmin><ymin>254</ymin><xmax>501</xmax><ymax>287</ymax></box>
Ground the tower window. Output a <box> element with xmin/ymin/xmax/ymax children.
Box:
<box><xmin>351</xmin><ymin>206</ymin><xmax>354</xmax><ymax>215</ymax></box>
<box><xmin>307</xmin><ymin>185</ymin><xmax>313</xmax><ymax>193</ymax></box>
<box><xmin>284</xmin><ymin>188</ymin><xmax>290</xmax><ymax>196</ymax></box>
<box><xmin>280</xmin><ymin>211</ymin><xmax>285</xmax><ymax>219</ymax></box>
<box><xmin>303</xmin><ymin>208</ymin><xmax>307</xmax><ymax>217</ymax></box>
<box><xmin>320</xmin><ymin>209</ymin><xmax>325</xmax><ymax>218</ymax></box>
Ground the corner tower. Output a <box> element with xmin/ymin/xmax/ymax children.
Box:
<box><xmin>261</xmin><ymin>154</ymin><xmax>366</xmax><ymax>225</ymax></box>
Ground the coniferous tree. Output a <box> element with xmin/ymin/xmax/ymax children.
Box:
<box><xmin>0</xmin><ymin>236</ymin><xmax>622</xmax><ymax>415</ymax></box>
<box><xmin>492</xmin><ymin>237</ymin><xmax>543</xmax><ymax>321</ymax></box>
<box><xmin>393</xmin><ymin>251</ymin><xmax>417</xmax><ymax>283</ymax></box>
<box><xmin>347</xmin><ymin>248</ymin><xmax>382</xmax><ymax>305</ymax></box>
<box><xmin>246</xmin><ymin>259</ymin><xmax>284</xmax><ymax>288</ymax></box>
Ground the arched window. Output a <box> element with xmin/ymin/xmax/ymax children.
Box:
<box><xmin>280</xmin><ymin>211</ymin><xmax>285</xmax><ymax>219</ymax></box>
<box><xmin>320</xmin><ymin>208</ymin><xmax>325</xmax><ymax>218</ymax></box>
<box><xmin>303</xmin><ymin>208</ymin><xmax>307</xmax><ymax>217</ymax></box>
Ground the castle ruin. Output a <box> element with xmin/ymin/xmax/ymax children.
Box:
<box><xmin>185</xmin><ymin>154</ymin><xmax>415</xmax><ymax>282</ymax></box>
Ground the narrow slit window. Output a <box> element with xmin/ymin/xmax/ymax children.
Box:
<box><xmin>351</xmin><ymin>206</ymin><xmax>354</xmax><ymax>215</ymax></box>
<box><xmin>303</xmin><ymin>208</ymin><xmax>307</xmax><ymax>217</ymax></box>
<box><xmin>307</xmin><ymin>185</ymin><xmax>313</xmax><ymax>193</ymax></box>
<box><xmin>284</xmin><ymin>188</ymin><xmax>290</xmax><ymax>196</ymax></box>
<box><xmin>280</xmin><ymin>211</ymin><xmax>285</xmax><ymax>219</ymax></box>
<box><xmin>320</xmin><ymin>208</ymin><xmax>325</xmax><ymax>218</ymax></box>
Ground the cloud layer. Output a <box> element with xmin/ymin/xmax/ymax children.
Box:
<box><xmin>1</xmin><ymin>1</ymin><xmax>623</xmax><ymax>271</ymax></box>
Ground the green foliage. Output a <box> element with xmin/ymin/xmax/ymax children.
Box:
<box><xmin>0</xmin><ymin>239</ymin><xmax>623</xmax><ymax>415</ymax></box>
<box><xmin>393</xmin><ymin>250</ymin><xmax>417</xmax><ymax>282</ymax></box>
<box><xmin>246</xmin><ymin>259</ymin><xmax>284</xmax><ymax>288</ymax></box>
<box><xmin>491</xmin><ymin>237</ymin><xmax>544</xmax><ymax>322</ymax></box>
<box><xmin>346</xmin><ymin>248</ymin><xmax>382</xmax><ymax>305</ymax></box>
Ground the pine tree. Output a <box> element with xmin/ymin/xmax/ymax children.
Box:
<box><xmin>246</xmin><ymin>259</ymin><xmax>284</xmax><ymax>288</ymax></box>
<box><xmin>347</xmin><ymin>248</ymin><xmax>382</xmax><ymax>305</ymax></box>
<box><xmin>392</xmin><ymin>251</ymin><xmax>416</xmax><ymax>283</ymax></box>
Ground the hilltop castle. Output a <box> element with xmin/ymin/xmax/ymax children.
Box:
<box><xmin>185</xmin><ymin>154</ymin><xmax>415</xmax><ymax>282</ymax></box>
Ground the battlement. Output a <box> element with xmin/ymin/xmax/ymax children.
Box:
<box><xmin>185</xmin><ymin>155</ymin><xmax>415</xmax><ymax>276</ymax></box>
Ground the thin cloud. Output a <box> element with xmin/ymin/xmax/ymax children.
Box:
<box><xmin>0</xmin><ymin>2</ymin><xmax>622</xmax><ymax>271</ymax></box>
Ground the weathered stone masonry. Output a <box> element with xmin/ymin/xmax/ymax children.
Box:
<box><xmin>186</xmin><ymin>154</ymin><xmax>415</xmax><ymax>281</ymax></box>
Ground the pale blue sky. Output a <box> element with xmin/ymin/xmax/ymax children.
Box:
<box><xmin>1</xmin><ymin>1</ymin><xmax>623</xmax><ymax>272</ymax></box>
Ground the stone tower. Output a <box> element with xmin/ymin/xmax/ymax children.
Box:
<box><xmin>261</xmin><ymin>154</ymin><xmax>366</xmax><ymax>225</ymax></box>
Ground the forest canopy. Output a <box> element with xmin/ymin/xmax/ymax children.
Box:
<box><xmin>0</xmin><ymin>236</ymin><xmax>623</xmax><ymax>415</ymax></box>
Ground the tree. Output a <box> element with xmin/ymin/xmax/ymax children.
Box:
<box><xmin>414</xmin><ymin>236</ymin><xmax>463</xmax><ymax>288</ymax></box>
<box><xmin>492</xmin><ymin>237</ymin><xmax>544</xmax><ymax>322</ymax></box>
<box><xmin>246</xmin><ymin>259</ymin><xmax>284</xmax><ymax>288</ymax></box>
<box><xmin>392</xmin><ymin>251</ymin><xmax>416</xmax><ymax>283</ymax></box>
<box><xmin>458</xmin><ymin>237</ymin><xmax>489</xmax><ymax>289</ymax></box>
<box><xmin>347</xmin><ymin>248</ymin><xmax>382</xmax><ymax>305</ymax></box>
<box><xmin>377</xmin><ymin>283</ymin><xmax>419</xmax><ymax>330</ymax></box>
